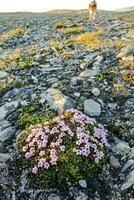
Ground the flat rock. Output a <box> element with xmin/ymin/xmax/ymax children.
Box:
<box><xmin>40</xmin><ymin>89</ymin><xmax>75</xmax><ymax>114</ymax></box>
<box><xmin>0</xmin><ymin>127</ymin><xmax>15</xmax><ymax>142</ymax></box>
<box><xmin>121</xmin><ymin>169</ymin><xmax>134</xmax><ymax>191</ymax></box>
<box><xmin>0</xmin><ymin>101</ymin><xmax>18</xmax><ymax>121</ymax></box>
<box><xmin>84</xmin><ymin>99</ymin><xmax>101</xmax><ymax>117</ymax></box>
<box><xmin>79</xmin><ymin>69</ymin><xmax>100</xmax><ymax>78</ymax></box>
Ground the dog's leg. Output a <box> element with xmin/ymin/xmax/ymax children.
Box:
<box><xmin>89</xmin><ymin>11</ymin><xmax>91</xmax><ymax>21</ymax></box>
<box><xmin>93</xmin><ymin>11</ymin><xmax>96</xmax><ymax>20</ymax></box>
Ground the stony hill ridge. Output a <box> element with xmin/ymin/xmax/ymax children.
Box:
<box><xmin>0</xmin><ymin>10</ymin><xmax>134</xmax><ymax>200</ymax></box>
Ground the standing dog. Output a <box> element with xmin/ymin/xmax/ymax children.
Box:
<box><xmin>88</xmin><ymin>0</ymin><xmax>97</xmax><ymax>21</ymax></box>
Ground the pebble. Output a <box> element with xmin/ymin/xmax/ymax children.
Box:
<box><xmin>84</xmin><ymin>99</ymin><xmax>101</xmax><ymax>116</ymax></box>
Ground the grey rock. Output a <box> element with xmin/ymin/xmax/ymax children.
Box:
<box><xmin>122</xmin><ymin>159</ymin><xmax>134</xmax><ymax>172</ymax></box>
<box><xmin>48</xmin><ymin>193</ymin><xmax>61</xmax><ymax>200</ymax></box>
<box><xmin>79</xmin><ymin>180</ymin><xmax>87</xmax><ymax>188</ymax></box>
<box><xmin>3</xmin><ymin>88</ymin><xmax>32</xmax><ymax>99</ymax></box>
<box><xmin>40</xmin><ymin>89</ymin><xmax>75</xmax><ymax>114</ymax></box>
<box><xmin>0</xmin><ymin>153</ymin><xmax>11</xmax><ymax>163</ymax></box>
<box><xmin>0</xmin><ymin>101</ymin><xmax>18</xmax><ymax>121</ymax></box>
<box><xmin>115</xmin><ymin>142</ymin><xmax>131</xmax><ymax>155</ymax></box>
<box><xmin>0</xmin><ymin>127</ymin><xmax>15</xmax><ymax>142</ymax></box>
<box><xmin>84</xmin><ymin>99</ymin><xmax>101</xmax><ymax>116</ymax></box>
<box><xmin>79</xmin><ymin>69</ymin><xmax>100</xmax><ymax>78</ymax></box>
<box><xmin>91</xmin><ymin>88</ymin><xmax>101</xmax><ymax>96</ymax></box>
<box><xmin>121</xmin><ymin>169</ymin><xmax>134</xmax><ymax>191</ymax></box>
<box><xmin>110</xmin><ymin>156</ymin><xmax>121</xmax><ymax>169</ymax></box>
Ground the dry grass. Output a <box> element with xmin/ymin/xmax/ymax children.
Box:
<box><xmin>75</xmin><ymin>28</ymin><xmax>105</xmax><ymax>48</ymax></box>
<box><xmin>0</xmin><ymin>27</ymin><xmax>25</xmax><ymax>42</ymax></box>
<box><xmin>119</xmin><ymin>60</ymin><xmax>134</xmax><ymax>70</ymax></box>
<box><xmin>0</xmin><ymin>76</ymin><xmax>14</xmax><ymax>93</ymax></box>
<box><xmin>62</xmin><ymin>26</ymin><xmax>84</xmax><ymax>34</ymax></box>
<box><xmin>113</xmin><ymin>39</ymin><xmax>134</xmax><ymax>48</ymax></box>
<box><xmin>112</xmin><ymin>83</ymin><xmax>126</xmax><ymax>97</ymax></box>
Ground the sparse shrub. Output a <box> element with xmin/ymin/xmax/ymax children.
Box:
<box><xmin>0</xmin><ymin>27</ymin><xmax>25</xmax><ymax>42</ymax></box>
<box><xmin>54</xmin><ymin>22</ymin><xmax>66</xmax><ymax>29</ymax></box>
<box><xmin>18</xmin><ymin>109</ymin><xmax>108</xmax><ymax>187</ymax></box>
<box><xmin>0</xmin><ymin>49</ymin><xmax>33</xmax><ymax>70</ymax></box>
<box><xmin>112</xmin><ymin>83</ymin><xmax>126</xmax><ymax>96</ymax></box>
<box><xmin>76</xmin><ymin>28</ymin><xmax>105</xmax><ymax>48</ymax></box>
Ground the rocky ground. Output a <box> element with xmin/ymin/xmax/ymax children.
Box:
<box><xmin>0</xmin><ymin>10</ymin><xmax>134</xmax><ymax>200</ymax></box>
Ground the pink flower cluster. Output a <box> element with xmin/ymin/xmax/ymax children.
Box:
<box><xmin>21</xmin><ymin>109</ymin><xmax>108</xmax><ymax>174</ymax></box>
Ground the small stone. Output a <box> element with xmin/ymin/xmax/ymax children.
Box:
<box><xmin>79</xmin><ymin>180</ymin><xmax>87</xmax><ymax>188</ymax></box>
<box><xmin>91</xmin><ymin>88</ymin><xmax>100</xmax><ymax>96</ymax></box>
<box><xmin>108</xmin><ymin>103</ymin><xmax>117</xmax><ymax>110</ymax></box>
<box><xmin>74</xmin><ymin>92</ymin><xmax>80</xmax><ymax>97</ymax></box>
<box><xmin>84</xmin><ymin>99</ymin><xmax>101</xmax><ymax>117</ymax></box>
<box><xmin>48</xmin><ymin>193</ymin><xmax>61</xmax><ymax>200</ymax></box>
<box><xmin>122</xmin><ymin>159</ymin><xmax>134</xmax><ymax>172</ymax></box>
<box><xmin>110</xmin><ymin>156</ymin><xmax>121</xmax><ymax>169</ymax></box>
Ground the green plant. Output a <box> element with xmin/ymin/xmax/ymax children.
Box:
<box><xmin>16</xmin><ymin>99</ymin><xmax>56</xmax><ymax>129</ymax></box>
<box><xmin>18</xmin><ymin>109</ymin><xmax>108</xmax><ymax>188</ymax></box>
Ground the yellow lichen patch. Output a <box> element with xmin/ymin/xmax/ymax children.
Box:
<box><xmin>62</xmin><ymin>26</ymin><xmax>84</xmax><ymax>34</ymax></box>
<box><xmin>75</xmin><ymin>28</ymin><xmax>105</xmax><ymax>48</ymax></box>
<box><xmin>0</xmin><ymin>27</ymin><xmax>25</xmax><ymax>42</ymax></box>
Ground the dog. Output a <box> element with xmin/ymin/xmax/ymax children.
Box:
<box><xmin>88</xmin><ymin>0</ymin><xmax>97</xmax><ymax>21</ymax></box>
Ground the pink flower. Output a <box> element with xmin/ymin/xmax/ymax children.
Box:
<box><xmin>39</xmin><ymin>151</ymin><xmax>45</xmax><ymax>157</ymax></box>
<box><xmin>60</xmin><ymin>145</ymin><xmax>65</xmax><ymax>152</ymax></box>
<box><xmin>32</xmin><ymin>166</ymin><xmax>38</xmax><ymax>174</ymax></box>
